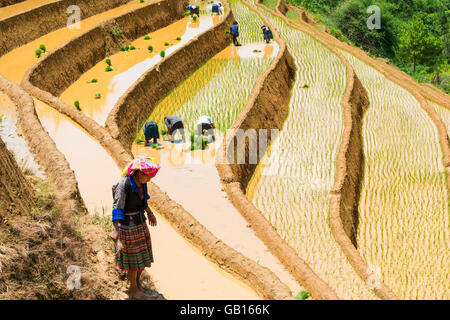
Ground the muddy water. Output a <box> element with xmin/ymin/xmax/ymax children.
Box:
<box><xmin>246</xmin><ymin>1</ymin><xmax>378</xmax><ymax>299</ymax></box>
<box><xmin>129</xmin><ymin>0</ymin><xmax>302</xmax><ymax>297</ymax></box>
<box><xmin>60</xmin><ymin>16</ymin><xmax>221</xmax><ymax>124</ymax></box>
<box><xmin>0</xmin><ymin>0</ymin><xmax>146</xmax><ymax>84</ymax></box>
<box><xmin>0</xmin><ymin>0</ymin><xmax>57</xmax><ymax>20</ymax></box>
<box><xmin>0</xmin><ymin>0</ymin><xmax>261</xmax><ymax>299</ymax></box>
<box><xmin>0</xmin><ymin>92</ymin><xmax>44</xmax><ymax>177</ymax></box>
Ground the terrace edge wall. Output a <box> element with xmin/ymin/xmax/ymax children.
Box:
<box><xmin>276</xmin><ymin>0</ymin><xmax>401</xmax><ymax>299</ymax></box>
<box><xmin>104</xmin><ymin>5</ymin><xmax>235</xmax><ymax>152</ymax></box>
<box><xmin>0</xmin><ymin>0</ymin><xmax>25</xmax><ymax>7</ymax></box>
<box><xmin>216</xmin><ymin>0</ymin><xmax>340</xmax><ymax>301</ymax></box>
<box><xmin>0</xmin><ymin>0</ymin><xmax>130</xmax><ymax>57</ymax></box>
<box><xmin>26</xmin><ymin>0</ymin><xmax>187</xmax><ymax>97</ymax></box>
<box><xmin>20</xmin><ymin>0</ymin><xmax>297</xmax><ymax>300</ymax></box>
<box><xmin>0</xmin><ymin>75</ymin><xmax>86</xmax><ymax>216</ymax></box>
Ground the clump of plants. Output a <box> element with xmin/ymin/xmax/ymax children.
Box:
<box><xmin>175</xmin><ymin>36</ymin><xmax>181</xmax><ymax>41</ymax></box>
<box><xmin>296</xmin><ymin>291</ymin><xmax>310</xmax><ymax>300</ymax></box>
<box><xmin>105</xmin><ymin>65</ymin><xmax>113</xmax><ymax>72</ymax></box>
<box><xmin>105</xmin><ymin>59</ymin><xmax>113</xmax><ymax>71</ymax></box>
<box><xmin>302</xmin><ymin>84</ymin><xmax>309</xmax><ymax>89</ymax></box>
<box><xmin>129</xmin><ymin>45</ymin><xmax>136</xmax><ymax>50</ymax></box>
<box><xmin>139</xmin><ymin>0</ymin><xmax>144</xmax><ymax>3</ymax></box>
<box><xmin>144</xmin><ymin>36</ymin><xmax>151</xmax><ymax>40</ymax></box>
<box><xmin>120</xmin><ymin>45</ymin><xmax>129</xmax><ymax>51</ymax></box>
<box><xmin>161</xmin><ymin>129</ymin><xmax>168</xmax><ymax>135</ymax></box>
<box><xmin>94</xmin><ymin>92</ymin><xmax>101</xmax><ymax>99</ymax></box>
<box><xmin>188</xmin><ymin>133</ymin><xmax>208</xmax><ymax>151</ymax></box>
<box><xmin>184</xmin><ymin>11</ymin><xmax>190</xmax><ymax>17</ymax></box>
<box><xmin>35</xmin><ymin>49</ymin><xmax>43</xmax><ymax>58</ymax></box>
<box><xmin>39</xmin><ymin>44</ymin><xmax>47</xmax><ymax>52</ymax></box>
<box><xmin>253</xmin><ymin>49</ymin><xmax>261</xmax><ymax>53</ymax></box>
<box><xmin>225</xmin><ymin>30</ymin><xmax>230</xmax><ymax>34</ymax></box>
<box><xmin>105</xmin><ymin>58</ymin><xmax>112</xmax><ymax>66</ymax></box>
<box><xmin>151</xmin><ymin>143</ymin><xmax>158</xmax><ymax>149</ymax></box>
<box><xmin>164</xmin><ymin>42</ymin><xmax>170</xmax><ymax>46</ymax></box>
<box><xmin>160</xmin><ymin>50</ymin><xmax>165</xmax><ymax>58</ymax></box>
<box><xmin>74</xmin><ymin>100</ymin><xmax>81</xmax><ymax>111</ymax></box>
<box><xmin>192</xmin><ymin>14</ymin><xmax>198</xmax><ymax>22</ymax></box>
<box><xmin>88</xmin><ymin>78</ymin><xmax>98</xmax><ymax>83</ymax></box>
<box><xmin>147</xmin><ymin>45</ymin><xmax>153</xmax><ymax>52</ymax></box>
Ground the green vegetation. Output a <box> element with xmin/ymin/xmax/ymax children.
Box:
<box><xmin>105</xmin><ymin>58</ymin><xmax>112</xmax><ymax>66</ymax></box>
<box><xmin>175</xmin><ymin>36</ymin><xmax>181</xmax><ymax>40</ymax></box>
<box><xmin>144</xmin><ymin>36</ymin><xmax>151</xmax><ymax>40</ymax></box>
<box><xmin>160</xmin><ymin>50</ymin><xmax>165</xmax><ymax>58</ymax></box>
<box><xmin>161</xmin><ymin>128</ymin><xmax>168</xmax><ymax>135</ymax></box>
<box><xmin>34</xmin><ymin>49</ymin><xmax>42</xmax><ymax>58</ymax></box>
<box><xmin>188</xmin><ymin>133</ymin><xmax>209</xmax><ymax>151</ymax></box>
<box><xmin>164</xmin><ymin>42</ymin><xmax>170</xmax><ymax>46</ymax></box>
<box><xmin>129</xmin><ymin>45</ymin><xmax>136</xmax><ymax>50</ymax></box>
<box><xmin>105</xmin><ymin>66</ymin><xmax>113</xmax><ymax>72</ymax></box>
<box><xmin>192</xmin><ymin>14</ymin><xmax>198</xmax><ymax>22</ymax></box>
<box><xmin>94</xmin><ymin>92</ymin><xmax>101</xmax><ymax>99</ymax></box>
<box><xmin>139</xmin><ymin>0</ymin><xmax>144</xmax><ymax>3</ymax></box>
<box><xmin>296</xmin><ymin>291</ymin><xmax>310</xmax><ymax>300</ymax></box>
<box><xmin>147</xmin><ymin>45</ymin><xmax>153</xmax><ymax>52</ymax></box>
<box><xmin>39</xmin><ymin>44</ymin><xmax>46</xmax><ymax>52</ymax></box>
<box><xmin>74</xmin><ymin>100</ymin><xmax>81</xmax><ymax>111</ymax></box>
<box><xmin>302</xmin><ymin>84</ymin><xmax>309</xmax><ymax>88</ymax></box>
<box><xmin>184</xmin><ymin>11</ymin><xmax>190</xmax><ymax>17</ymax></box>
<box><xmin>260</xmin><ymin>0</ymin><xmax>278</xmax><ymax>10</ymax></box>
<box><xmin>88</xmin><ymin>78</ymin><xmax>98</xmax><ymax>83</ymax></box>
<box><xmin>286</xmin><ymin>0</ymin><xmax>450</xmax><ymax>93</ymax></box>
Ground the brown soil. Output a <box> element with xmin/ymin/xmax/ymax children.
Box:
<box><xmin>0</xmin><ymin>75</ymin><xmax>162</xmax><ymax>300</ymax></box>
<box><xmin>215</xmin><ymin>0</ymin><xmax>340</xmax><ymax>301</ymax></box>
<box><xmin>27</xmin><ymin>0</ymin><xmax>187</xmax><ymax>97</ymax></box>
<box><xmin>0</xmin><ymin>0</ymin><xmax>25</xmax><ymax>7</ymax></box>
<box><xmin>105</xmin><ymin>5</ymin><xmax>234</xmax><ymax>151</ymax></box>
<box><xmin>0</xmin><ymin>0</ymin><xmax>131</xmax><ymax>57</ymax></box>
<box><xmin>20</xmin><ymin>0</ymin><xmax>295</xmax><ymax>300</ymax></box>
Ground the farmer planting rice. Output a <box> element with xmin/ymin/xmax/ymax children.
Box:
<box><xmin>197</xmin><ymin>115</ymin><xmax>216</xmax><ymax>142</ymax></box>
<box><xmin>211</xmin><ymin>2</ymin><xmax>223</xmax><ymax>15</ymax></box>
<box><xmin>110</xmin><ymin>156</ymin><xmax>160</xmax><ymax>300</ymax></box>
<box><xmin>230</xmin><ymin>21</ymin><xmax>241</xmax><ymax>46</ymax></box>
<box><xmin>187</xmin><ymin>4</ymin><xmax>200</xmax><ymax>16</ymax></box>
<box><xmin>142</xmin><ymin>121</ymin><xmax>161</xmax><ymax>147</ymax></box>
<box><xmin>164</xmin><ymin>115</ymin><xmax>186</xmax><ymax>143</ymax></box>
<box><xmin>261</xmin><ymin>25</ymin><xmax>273</xmax><ymax>44</ymax></box>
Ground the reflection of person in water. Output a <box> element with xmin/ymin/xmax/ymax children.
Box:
<box><xmin>264</xmin><ymin>43</ymin><xmax>274</xmax><ymax>58</ymax></box>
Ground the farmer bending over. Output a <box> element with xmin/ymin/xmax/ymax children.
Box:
<box><xmin>261</xmin><ymin>25</ymin><xmax>273</xmax><ymax>44</ymax></box>
<box><xmin>211</xmin><ymin>2</ymin><xmax>223</xmax><ymax>15</ymax></box>
<box><xmin>164</xmin><ymin>115</ymin><xmax>186</xmax><ymax>143</ymax></box>
<box><xmin>142</xmin><ymin>121</ymin><xmax>160</xmax><ymax>146</ymax></box>
<box><xmin>197</xmin><ymin>115</ymin><xmax>216</xmax><ymax>142</ymax></box>
<box><xmin>187</xmin><ymin>4</ymin><xmax>200</xmax><ymax>16</ymax></box>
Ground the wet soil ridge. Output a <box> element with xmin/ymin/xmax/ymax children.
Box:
<box><xmin>0</xmin><ymin>75</ymin><xmax>86</xmax><ymax>215</ymax></box>
<box><xmin>274</xmin><ymin>0</ymin><xmax>400</xmax><ymax>299</ymax></box>
<box><xmin>20</xmin><ymin>0</ymin><xmax>295</xmax><ymax>299</ymax></box>
<box><xmin>216</xmin><ymin>0</ymin><xmax>340</xmax><ymax>300</ymax></box>
<box><xmin>0</xmin><ymin>0</ymin><xmax>25</xmax><ymax>8</ymax></box>
<box><xmin>26</xmin><ymin>0</ymin><xmax>187</xmax><ymax>97</ymax></box>
<box><xmin>278</xmin><ymin>0</ymin><xmax>450</xmax><ymax>299</ymax></box>
<box><xmin>0</xmin><ymin>136</ymin><xmax>35</xmax><ymax>216</ymax></box>
<box><xmin>0</xmin><ymin>0</ymin><xmax>131</xmax><ymax>57</ymax></box>
<box><xmin>105</xmin><ymin>3</ymin><xmax>234</xmax><ymax>152</ymax></box>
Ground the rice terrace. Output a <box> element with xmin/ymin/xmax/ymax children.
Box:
<box><xmin>0</xmin><ymin>0</ymin><xmax>448</xmax><ymax>302</ymax></box>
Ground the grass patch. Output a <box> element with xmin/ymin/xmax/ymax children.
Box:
<box><xmin>144</xmin><ymin>36</ymin><xmax>151</xmax><ymax>40</ymax></box>
<box><xmin>164</xmin><ymin>42</ymin><xmax>170</xmax><ymax>46</ymax></box>
<box><xmin>88</xmin><ymin>78</ymin><xmax>98</xmax><ymax>83</ymax></box>
<box><xmin>147</xmin><ymin>45</ymin><xmax>153</xmax><ymax>52</ymax></box>
<box><xmin>105</xmin><ymin>58</ymin><xmax>112</xmax><ymax>66</ymax></box>
<box><xmin>160</xmin><ymin>50</ymin><xmax>165</xmax><ymax>58</ymax></box>
<box><xmin>74</xmin><ymin>100</ymin><xmax>81</xmax><ymax>111</ymax></box>
<box><xmin>175</xmin><ymin>37</ymin><xmax>181</xmax><ymax>41</ymax></box>
<box><xmin>35</xmin><ymin>49</ymin><xmax>42</xmax><ymax>58</ymax></box>
<box><xmin>105</xmin><ymin>66</ymin><xmax>113</xmax><ymax>72</ymax></box>
<box><xmin>296</xmin><ymin>291</ymin><xmax>310</xmax><ymax>300</ymax></box>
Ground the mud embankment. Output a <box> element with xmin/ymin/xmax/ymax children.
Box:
<box><xmin>0</xmin><ymin>0</ymin><xmax>131</xmax><ymax>57</ymax></box>
<box><xmin>215</xmin><ymin>0</ymin><xmax>340</xmax><ymax>301</ymax></box>
<box><xmin>26</xmin><ymin>0</ymin><xmax>187</xmax><ymax>97</ymax></box>
<box><xmin>0</xmin><ymin>75</ymin><xmax>86</xmax><ymax>215</ymax></box>
<box><xmin>0</xmin><ymin>0</ymin><xmax>25</xmax><ymax>7</ymax></box>
<box><xmin>105</xmin><ymin>6</ymin><xmax>234</xmax><ymax>152</ymax></box>
<box><xmin>0</xmin><ymin>135</ymin><xmax>34</xmax><ymax>216</ymax></box>
<box><xmin>21</xmin><ymin>0</ymin><xmax>295</xmax><ymax>299</ymax></box>
<box><xmin>274</xmin><ymin>0</ymin><xmax>400</xmax><ymax>299</ymax></box>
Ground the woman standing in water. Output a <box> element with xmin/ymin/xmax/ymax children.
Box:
<box><xmin>110</xmin><ymin>156</ymin><xmax>160</xmax><ymax>300</ymax></box>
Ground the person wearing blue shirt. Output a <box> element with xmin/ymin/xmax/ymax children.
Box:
<box><xmin>230</xmin><ymin>21</ymin><xmax>241</xmax><ymax>46</ymax></box>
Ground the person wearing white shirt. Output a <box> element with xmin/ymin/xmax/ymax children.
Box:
<box><xmin>197</xmin><ymin>115</ymin><xmax>216</xmax><ymax>142</ymax></box>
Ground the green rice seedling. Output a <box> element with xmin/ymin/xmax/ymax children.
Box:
<box><xmin>35</xmin><ymin>49</ymin><xmax>42</xmax><ymax>58</ymax></box>
<box><xmin>74</xmin><ymin>100</ymin><xmax>81</xmax><ymax>111</ymax></box>
<box><xmin>151</xmin><ymin>144</ymin><xmax>158</xmax><ymax>149</ymax></box>
<box><xmin>160</xmin><ymin>50</ymin><xmax>165</xmax><ymax>58</ymax></box>
<box><xmin>161</xmin><ymin>128</ymin><xmax>168</xmax><ymax>135</ymax></box>
<box><xmin>192</xmin><ymin>14</ymin><xmax>198</xmax><ymax>22</ymax></box>
<box><xmin>147</xmin><ymin>45</ymin><xmax>153</xmax><ymax>52</ymax></box>
<box><xmin>252</xmin><ymin>49</ymin><xmax>261</xmax><ymax>53</ymax></box>
<box><xmin>302</xmin><ymin>84</ymin><xmax>309</xmax><ymax>88</ymax></box>
<box><xmin>129</xmin><ymin>45</ymin><xmax>136</xmax><ymax>50</ymax></box>
<box><xmin>225</xmin><ymin>30</ymin><xmax>230</xmax><ymax>34</ymax></box>
<box><xmin>184</xmin><ymin>11</ymin><xmax>190</xmax><ymax>17</ymax></box>
<box><xmin>105</xmin><ymin>58</ymin><xmax>112</xmax><ymax>66</ymax></box>
<box><xmin>105</xmin><ymin>66</ymin><xmax>113</xmax><ymax>72</ymax></box>
<box><xmin>175</xmin><ymin>37</ymin><xmax>181</xmax><ymax>41</ymax></box>
<box><xmin>247</xmin><ymin>0</ymin><xmax>377</xmax><ymax>300</ymax></box>
<box><xmin>296</xmin><ymin>291</ymin><xmax>310</xmax><ymax>300</ymax></box>
<box><xmin>164</xmin><ymin>42</ymin><xmax>170</xmax><ymax>46</ymax></box>
<box><xmin>144</xmin><ymin>36</ymin><xmax>151</xmax><ymax>40</ymax></box>
<box><xmin>139</xmin><ymin>0</ymin><xmax>144</xmax><ymax>3</ymax></box>
<box><xmin>120</xmin><ymin>46</ymin><xmax>127</xmax><ymax>51</ymax></box>
<box><xmin>39</xmin><ymin>44</ymin><xmax>46</xmax><ymax>52</ymax></box>
<box><xmin>94</xmin><ymin>92</ymin><xmax>101</xmax><ymax>99</ymax></box>
<box><xmin>88</xmin><ymin>78</ymin><xmax>98</xmax><ymax>83</ymax></box>
<box><xmin>135</xmin><ymin>138</ymin><xmax>145</xmax><ymax>144</ymax></box>
<box><xmin>341</xmin><ymin>51</ymin><xmax>449</xmax><ymax>300</ymax></box>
